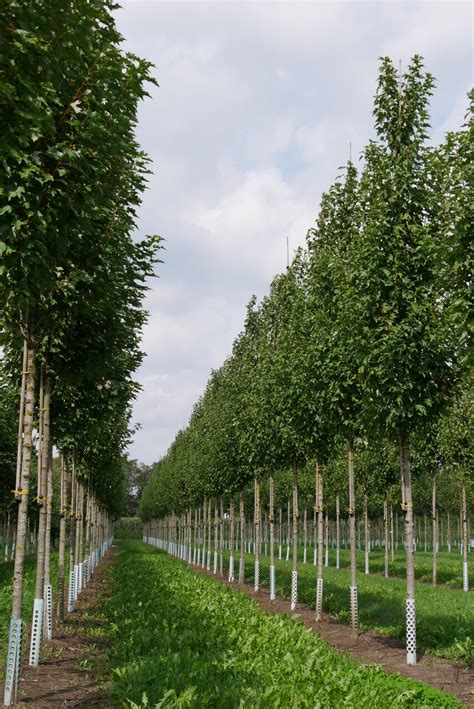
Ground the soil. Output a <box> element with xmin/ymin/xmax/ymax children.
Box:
<box><xmin>192</xmin><ymin>561</ymin><xmax>474</xmax><ymax>707</ymax></box>
<box><xmin>12</xmin><ymin>547</ymin><xmax>117</xmax><ymax>708</ymax></box>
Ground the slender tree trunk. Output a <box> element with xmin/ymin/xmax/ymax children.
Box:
<box><xmin>400</xmin><ymin>432</ymin><xmax>416</xmax><ymax>665</ymax></box>
<box><xmin>303</xmin><ymin>508</ymin><xmax>307</xmax><ymax>564</ymax></box>
<box><xmin>313</xmin><ymin>492</ymin><xmax>317</xmax><ymax>566</ymax></box>
<box><xmin>316</xmin><ymin>462</ymin><xmax>324</xmax><ymax>621</ymax></box>
<box><xmin>291</xmin><ymin>459</ymin><xmax>298</xmax><ymax>610</ymax></box>
<box><xmin>384</xmin><ymin>496</ymin><xmax>389</xmax><ymax>578</ymax></box>
<box><xmin>30</xmin><ymin>368</ymin><xmax>50</xmax><ymax>667</ymax></box>
<box><xmin>5</xmin><ymin>340</ymin><xmax>36</xmax><ymax>707</ymax></box>
<box><xmin>432</xmin><ymin>474</ymin><xmax>437</xmax><ymax>586</ymax></box>
<box><xmin>219</xmin><ymin>498</ymin><xmax>224</xmax><ymax>575</ymax></box>
<box><xmin>229</xmin><ymin>500</ymin><xmax>235</xmax><ymax>582</ymax></box>
<box><xmin>269</xmin><ymin>471</ymin><xmax>276</xmax><ymax>600</ymax></box>
<box><xmin>447</xmin><ymin>510</ymin><xmax>451</xmax><ymax>553</ymax></box>
<box><xmin>254</xmin><ymin>479</ymin><xmax>260</xmax><ymax>591</ymax></box>
<box><xmin>193</xmin><ymin>508</ymin><xmax>198</xmax><ymax>564</ymax></box>
<box><xmin>336</xmin><ymin>494</ymin><xmax>340</xmax><ymax>569</ymax></box>
<box><xmin>239</xmin><ymin>491</ymin><xmax>245</xmax><ymax>584</ymax></box>
<box><xmin>390</xmin><ymin>505</ymin><xmax>394</xmax><ymax>562</ymax></box>
<box><xmin>278</xmin><ymin>507</ymin><xmax>282</xmax><ymax>560</ymax></box>
<box><xmin>213</xmin><ymin>504</ymin><xmax>218</xmax><ymax>572</ymax></box>
<box><xmin>201</xmin><ymin>501</ymin><xmax>207</xmax><ymax>569</ymax></box>
<box><xmin>348</xmin><ymin>442</ymin><xmax>358</xmax><ymax>637</ymax></box>
<box><xmin>207</xmin><ymin>500</ymin><xmax>211</xmax><ymax>570</ymax></box>
<box><xmin>324</xmin><ymin>511</ymin><xmax>329</xmax><ymax>567</ymax></box>
<box><xmin>43</xmin><ymin>436</ymin><xmax>54</xmax><ymax>641</ymax></box>
<box><xmin>286</xmin><ymin>497</ymin><xmax>291</xmax><ymax>561</ymax></box>
<box><xmin>68</xmin><ymin>456</ymin><xmax>77</xmax><ymax>613</ymax></box>
<box><xmin>462</xmin><ymin>484</ymin><xmax>469</xmax><ymax>592</ymax></box>
<box><xmin>364</xmin><ymin>494</ymin><xmax>369</xmax><ymax>575</ymax></box>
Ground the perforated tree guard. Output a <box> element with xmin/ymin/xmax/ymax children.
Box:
<box><xmin>44</xmin><ymin>583</ymin><xmax>53</xmax><ymax>641</ymax></box>
<box><xmin>290</xmin><ymin>570</ymin><xmax>298</xmax><ymax>610</ymax></box>
<box><xmin>406</xmin><ymin>598</ymin><xmax>417</xmax><ymax>665</ymax></box>
<box><xmin>316</xmin><ymin>577</ymin><xmax>323</xmax><ymax>621</ymax></box>
<box><xmin>269</xmin><ymin>564</ymin><xmax>276</xmax><ymax>601</ymax></box>
<box><xmin>29</xmin><ymin>598</ymin><xmax>44</xmax><ymax>667</ymax></box>
<box><xmin>3</xmin><ymin>619</ymin><xmax>22</xmax><ymax>706</ymax></box>
<box><xmin>68</xmin><ymin>568</ymin><xmax>75</xmax><ymax>612</ymax></box>
<box><xmin>350</xmin><ymin>585</ymin><xmax>358</xmax><ymax>631</ymax></box>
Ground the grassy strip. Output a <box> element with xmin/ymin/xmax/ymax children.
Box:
<box><xmin>222</xmin><ymin>549</ymin><xmax>474</xmax><ymax>662</ymax></box>
<box><xmin>106</xmin><ymin>541</ymin><xmax>460</xmax><ymax>708</ymax></box>
<box><xmin>283</xmin><ymin>546</ymin><xmax>473</xmax><ymax>590</ymax></box>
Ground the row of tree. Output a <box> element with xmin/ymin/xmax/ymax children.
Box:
<box><xmin>0</xmin><ymin>1</ymin><xmax>160</xmax><ymax>703</ymax></box>
<box><xmin>139</xmin><ymin>56</ymin><xmax>472</xmax><ymax>666</ymax></box>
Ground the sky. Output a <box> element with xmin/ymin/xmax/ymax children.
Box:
<box><xmin>114</xmin><ymin>0</ymin><xmax>473</xmax><ymax>465</ymax></box>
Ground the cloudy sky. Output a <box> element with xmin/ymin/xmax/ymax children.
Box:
<box><xmin>114</xmin><ymin>0</ymin><xmax>472</xmax><ymax>465</ymax></box>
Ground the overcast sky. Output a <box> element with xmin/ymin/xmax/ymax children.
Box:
<box><xmin>114</xmin><ymin>0</ymin><xmax>472</xmax><ymax>465</ymax></box>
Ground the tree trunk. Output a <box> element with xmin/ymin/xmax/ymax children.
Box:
<box><xmin>201</xmin><ymin>501</ymin><xmax>207</xmax><ymax>569</ymax></box>
<box><xmin>291</xmin><ymin>459</ymin><xmax>298</xmax><ymax>610</ymax></box>
<box><xmin>43</xmin><ymin>436</ymin><xmax>54</xmax><ymax>641</ymax></box>
<box><xmin>384</xmin><ymin>496</ymin><xmax>389</xmax><ymax>578</ymax></box>
<box><xmin>219</xmin><ymin>498</ymin><xmax>224</xmax><ymax>576</ymax></box>
<box><xmin>348</xmin><ymin>442</ymin><xmax>358</xmax><ymax>637</ymax></box>
<box><xmin>336</xmin><ymin>494</ymin><xmax>340</xmax><ymax>569</ymax></box>
<box><xmin>316</xmin><ymin>462</ymin><xmax>324</xmax><ymax>621</ymax></box>
<box><xmin>462</xmin><ymin>484</ymin><xmax>469</xmax><ymax>592</ymax></box>
<box><xmin>254</xmin><ymin>479</ymin><xmax>260</xmax><ymax>591</ymax></box>
<box><xmin>286</xmin><ymin>498</ymin><xmax>291</xmax><ymax>561</ymax></box>
<box><xmin>4</xmin><ymin>340</ymin><xmax>36</xmax><ymax>707</ymax></box>
<box><xmin>390</xmin><ymin>505</ymin><xmax>394</xmax><ymax>562</ymax></box>
<box><xmin>278</xmin><ymin>507</ymin><xmax>282</xmax><ymax>560</ymax></box>
<box><xmin>432</xmin><ymin>474</ymin><xmax>437</xmax><ymax>586</ymax></box>
<box><xmin>30</xmin><ymin>368</ymin><xmax>50</xmax><ymax>667</ymax></box>
<box><xmin>269</xmin><ymin>471</ymin><xmax>276</xmax><ymax>600</ymax></box>
<box><xmin>303</xmin><ymin>508</ymin><xmax>307</xmax><ymax>564</ymax></box>
<box><xmin>324</xmin><ymin>511</ymin><xmax>329</xmax><ymax>567</ymax></box>
<box><xmin>239</xmin><ymin>491</ymin><xmax>245</xmax><ymax>583</ymax></box>
<box><xmin>207</xmin><ymin>500</ymin><xmax>211</xmax><ymax>570</ymax></box>
<box><xmin>229</xmin><ymin>500</ymin><xmax>235</xmax><ymax>582</ymax></box>
<box><xmin>213</xmin><ymin>504</ymin><xmax>218</xmax><ymax>572</ymax></box>
<box><xmin>447</xmin><ymin>510</ymin><xmax>451</xmax><ymax>553</ymax></box>
<box><xmin>364</xmin><ymin>494</ymin><xmax>369</xmax><ymax>575</ymax></box>
<box><xmin>400</xmin><ymin>431</ymin><xmax>416</xmax><ymax>665</ymax></box>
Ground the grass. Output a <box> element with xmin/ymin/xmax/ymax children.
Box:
<box><xmin>219</xmin><ymin>546</ymin><xmax>473</xmax><ymax>662</ymax></box>
<box><xmin>300</xmin><ymin>545</ymin><xmax>473</xmax><ymax>589</ymax></box>
<box><xmin>105</xmin><ymin>540</ymin><xmax>461</xmax><ymax>708</ymax></box>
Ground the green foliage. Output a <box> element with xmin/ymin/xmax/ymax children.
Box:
<box><xmin>114</xmin><ymin>517</ymin><xmax>144</xmax><ymax>540</ymax></box>
<box><xmin>228</xmin><ymin>548</ymin><xmax>474</xmax><ymax>661</ymax></box>
<box><xmin>107</xmin><ymin>542</ymin><xmax>460</xmax><ymax>707</ymax></box>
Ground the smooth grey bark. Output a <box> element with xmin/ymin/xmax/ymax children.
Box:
<box><xmin>384</xmin><ymin>496</ymin><xmax>389</xmax><ymax>578</ymax></box>
<box><xmin>292</xmin><ymin>459</ymin><xmax>298</xmax><ymax>576</ymax></box>
<box><xmin>348</xmin><ymin>442</ymin><xmax>358</xmax><ymax>637</ymax></box>
<box><xmin>11</xmin><ymin>342</ymin><xmax>36</xmax><ymax>620</ymax></box>
<box><xmin>316</xmin><ymin>462</ymin><xmax>324</xmax><ymax>621</ymax></box>
<box><xmin>400</xmin><ymin>431</ymin><xmax>416</xmax><ymax>664</ymax></box>
<box><xmin>239</xmin><ymin>492</ymin><xmax>245</xmax><ymax>583</ymax></box>
<box><xmin>432</xmin><ymin>474</ymin><xmax>437</xmax><ymax>586</ymax></box>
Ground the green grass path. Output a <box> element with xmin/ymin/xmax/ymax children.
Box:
<box><xmin>220</xmin><ymin>547</ymin><xmax>473</xmax><ymax>662</ymax></box>
<box><xmin>105</xmin><ymin>540</ymin><xmax>462</xmax><ymax>708</ymax></box>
